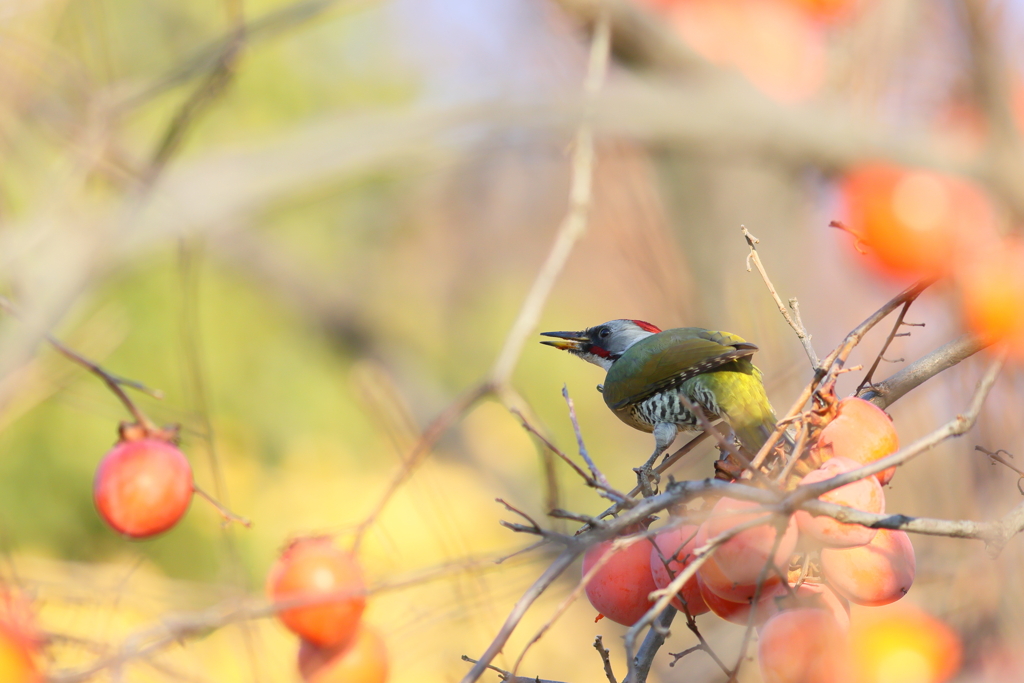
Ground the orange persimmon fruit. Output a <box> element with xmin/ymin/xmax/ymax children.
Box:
<box><xmin>840</xmin><ymin>163</ymin><xmax>997</xmax><ymax>280</ymax></box>
<box><xmin>813</xmin><ymin>397</ymin><xmax>899</xmax><ymax>485</ymax></box>
<box><xmin>848</xmin><ymin>605</ymin><xmax>961</xmax><ymax>683</ymax></box>
<box><xmin>795</xmin><ymin>457</ymin><xmax>885</xmax><ymax>548</ymax></box>
<box><xmin>93</xmin><ymin>437</ymin><xmax>194</xmax><ymax>539</ymax></box>
<box><xmin>582</xmin><ymin>527</ymin><xmax>658</xmax><ymax>626</ymax></box>
<box><xmin>704</xmin><ymin>498</ymin><xmax>799</xmax><ymax>586</ymax></box>
<box><xmin>298</xmin><ymin>626</ymin><xmax>388</xmax><ymax>683</ymax></box>
<box><xmin>759</xmin><ymin>608</ymin><xmax>849</xmax><ymax>683</ymax></box>
<box><xmin>821</xmin><ymin>528</ymin><xmax>915</xmax><ymax>606</ymax></box>
<box><xmin>649</xmin><ymin>524</ymin><xmax>709</xmax><ymax>616</ymax></box>
<box><xmin>268</xmin><ymin>537</ymin><xmax>366</xmax><ymax>648</ymax></box>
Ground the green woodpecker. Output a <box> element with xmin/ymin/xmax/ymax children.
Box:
<box><xmin>540</xmin><ymin>320</ymin><xmax>780</xmax><ymax>470</ymax></box>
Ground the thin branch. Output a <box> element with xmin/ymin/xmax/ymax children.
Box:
<box><xmin>800</xmin><ymin>498</ymin><xmax>1024</xmax><ymax>557</ymax></box>
<box><xmin>511</xmin><ymin>533</ymin><xmax>652</xmax><ymax>677</ymax></box>
<box><xmin>563</xmin><ymin>386</ymin><xmax>617</xmax><ymax>492</ymax></box>
<box><xmin>579</xmin><ymin>428</ymin><xmax>717</xmax><ymax>534</ymax></box>
<box><xmin>674</xmin><ymin>614</ymin><xmax>729</xmax><ymax>674</ymax></box>
<box><xmin>0</xmin><ymin>296</ymin><xmax>160</xmax><ymax>429</ymax></box>
<box><xmin>774</xmin><ymin>419</ymin><xmax>810</xmax><ymax>485</ymax></box>
<box><xmin>976</xmin><ymin>446</ymin><xmax>1024</xmax><ymax>483</ymax></box>
<box><xmin>192</xmin><ymin>484</ymin><xmax>252</xmax><ymax>528</ymax></box>
<box><xmin>497</xmin><ymin>499</ymin><xmax>544</xmax><ymax>535</ymax></box>
<box><xmin>461</xmin><ymin>656</ymin><xmax>568</xmax><ymax>683</ymax></box>
<box><xmin>512</xmin><ymin>408</ymin><xmax>629</xmax><ymax>506</ymax></box>
<box><xmin>353</xmin><ymin>383</ymin><xmax>490</xmax><ymax>551</ymax></box>
<box><xmin>595</xmin><ymin>636</ymin><xmax>617</xmax><ymax>683</ymax></box>
<box><xmin>550</xmin><ymin>0</ymin><xmax>710</xmax><ymax>76</ymax></box>
<box><xmin>741</xmin><ymin>226</ymin><xmax>819</xmax><ymax>369</ymax></box>
<box><xmin>459</xmin><ymin>548</ymin><xmax>581</xmax><ymax>683</ymax></box>
<box><xmin>488</xmin><ymin>8</ymin><xmax>611</xmax><ymax>386</ymax></box>
<box><xmin>857</xmin><ymin>299</ymin><xmax>915</xmax><ymax>393</ymax></box>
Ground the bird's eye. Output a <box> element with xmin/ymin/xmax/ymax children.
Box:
<box><xmin>598</xmin><ymin>328</ymin><xmax>610</xmax><ymax>339</ymax></box>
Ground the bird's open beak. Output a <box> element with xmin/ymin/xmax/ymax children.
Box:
<box><xmin>539</xmin><ymin>330</ymin><xmax>588</xmax><ymax>352</ymax></box>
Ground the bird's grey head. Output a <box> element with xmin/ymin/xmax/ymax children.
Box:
<box><xmin>540</xmin><ymin>319</ymin><xmax>662</xmax><ymax>371</ymax></box>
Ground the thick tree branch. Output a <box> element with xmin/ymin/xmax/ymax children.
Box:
<box><xmin>628</xmin><ymin>607</ymin><xmax>675</xmax><ymax>683</ymax></box>
<box><xmin>859</xmin><ymin>334</ymin><xmax>991</xmax><ymax>409</ymax></box>
<box><xmin>551</xmin><ymin>0</ymin><xmax>1024</xmax><ymax>218</ymax></box>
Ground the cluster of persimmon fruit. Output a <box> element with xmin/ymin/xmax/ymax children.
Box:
<box><xmin>583</xmin><ymin>393</ymin><xmax>960</xmax><ymax>683</ymax></box>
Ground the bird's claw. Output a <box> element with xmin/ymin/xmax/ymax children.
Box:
<box><xmin>633</xmin><ymin>464</ymin><xmax>661</xmax><ymax>497</ymax></box>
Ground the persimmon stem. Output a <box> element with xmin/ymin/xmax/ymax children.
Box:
<box><xmin>193</xmin><ymin>483</ymin><xmax>252</xmax><ymax>528</ymax></box>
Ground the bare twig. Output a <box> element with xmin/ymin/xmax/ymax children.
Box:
<box><xmin>461</xmin><ymin>656</ymin><xmax>568</xmax><ymax>683</ymax></box>
<box><xmin>859</xmin><ymin>334</ymin><xmax>990</xmax><ymax>409</ymax></box>
<box><xmin>353</xmin><ymin>383</ymin><xmax>490</xmax><ymax>551</ymax></box>
<box><xmin>512</xmin><ymin>408</ymin><xmax>630</xmax><ymax>507</ymax></box>
<box><xmin>829</xmin><ymin>220</ymin><xmax>868</xmax><ymax>254</ymax></box>
<box><xmin>674</xmin><ymin>614</ymin><xmax>729</xmax><ymax>674</ymax></box>
<box><xmin>563</xmin><ymin>386</ymin><xmax>617</xmax><ymax>492</ymax></box>
<box><xmin>488</xmin><ymin>8</ymin><xmax>611</xmax><ymax>386</ymax></box>
<box><xmin>857</xmin><ymin>299</ymin><xmax>915</xmax><ymax>393</ymax></box>
<box><xmin>775</xmin><ymin>420</ymin><xmax>811</xmax><ymax>485</ymax></box>
<box><xmin>800</xmin><ymin>498</ymin><xmax>1024</xmax><ymax>557</ymax></box>
<box><xmin>976</xmin><ymin>446</ymin><xmax>1024</xmax><ymax>494</ymax></box>
<box><xmin>510</xmin><ymin>533</ymin><xmax>652</xmax><ymax>677</ymax></box>
<box><xmin>595</xmin><ymin>636</ymin><xmax>617</xmax><ymax>683</ymax></box>
<box><xmin>580</xmin><ymin>428</ymin><xmax>718</xmax><ymax>534</ymax></box>
<box><xmin>741</xmin><ymin>226</ymin><xmax>818</xmax><ymax>369</ymax></box>
<box><xmin>550</xmin><ymin>0</ymin><xmax>710</xmax><ymax>76</ymax></box>
<box><xmin>497</xmin><ymin>499</ymin><xmax>544</xmax><ymax>535</ymax></box>
<box><xmin>0</xmin><ymin>296</ymin><xmax>160</xmax><ymax>429</ymax></box>
<box><xmin>459</xmin><ymin>548</ymin><xmax>581</xmax><ymax>683</ymax></box>
<box><xmin>192</xmin><ymin>484</ymin><xmax>252</xmax><ymax>528</ymax></box>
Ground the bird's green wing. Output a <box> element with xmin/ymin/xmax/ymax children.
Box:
<box><xmin>603</xmin><ymin>328</ymin><xmax>758</xmax><ymax>411</ymax></box>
